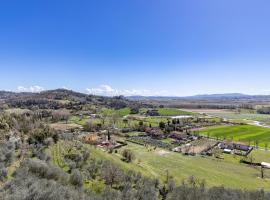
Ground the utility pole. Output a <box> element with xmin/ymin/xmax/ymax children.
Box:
<box><xmin>261</xmin><ymin>166</ymin><xmax>264</xmax><ymax>179</ymax></box>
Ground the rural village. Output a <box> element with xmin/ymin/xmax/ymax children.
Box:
<box><xmin>1</xmin><ymin>1</ymin><xmax>270</xmax><ymax>198</ymax></box>
<box><xmin>2</xmin><ymin>90</ymin><xmax>270</xmax><ymax>199</ymax></box>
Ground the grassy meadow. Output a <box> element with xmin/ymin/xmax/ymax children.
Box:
<box><xmin>49</xmin><ymin>140</ymin><xmax>270</xmax><ymax>190</ymax></box>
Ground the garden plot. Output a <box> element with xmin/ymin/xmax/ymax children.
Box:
<box><xmin>174</xmin><ymin>138</ymin><xmax>217</xmax><ymax>154</ymax></box>
<box><xmin>127</xmin><ymin>136</ymin><xmax>174</xmax><ymax>149</ymax></box>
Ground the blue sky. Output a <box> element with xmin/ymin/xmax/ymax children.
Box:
<box><xmin>0</xmin><ymin>0</ymin><xmax>270</xmax><ymax>96</ymax></box>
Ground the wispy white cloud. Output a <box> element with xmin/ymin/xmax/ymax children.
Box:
<box><xmin>61</xmin><ymin>86</ymin><xmax>70</xmax><ymax>90</ymax></box>
<box><xmin>86</xmin><ymin>84</ymin><xmax>169</xmax><ymax>96</ymax></box>
<box><xmin>17</xmin><ymin>85</ymin><xmax>45</xmax><ymax>93</ymax></box>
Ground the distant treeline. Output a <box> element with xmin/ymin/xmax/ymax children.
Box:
<box><xmin>257</xmin><ymin>107</ymin><xmax>270</xmax><ymax>114</ymax></box>
<box><xmin>1</xmin><ymin>89</ymin><xmax>150</xmax><ymax>111</ymax></box>
<box><xmin>163</xmin><ymin>103</ymin><xmax>254</xmax><ymax>110</ymax></box>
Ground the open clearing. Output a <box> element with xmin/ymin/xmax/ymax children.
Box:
<box><xmin>50</xmin><ymin>122</ymin><xmax>81</xmax><ymax>130</ymax></box>
<box><xmin>49</xmin><ymin>140</ymin><xmax>270</xmax><ymax>190</ymax></box>
<box><xmin>199</xmin><ymin>125</ymin><xmax>270</xmax><ymax>147</ymax></box>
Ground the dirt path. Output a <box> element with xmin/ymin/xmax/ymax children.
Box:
<box><xmin>155</xmin><ymin>149</ymin><xmax>170</xmax><ymax>156</ymax></box>
<box><xmin>249</xmin><ymin>121</ymin><xmax>270</xmax><ymax>128</ymax></box>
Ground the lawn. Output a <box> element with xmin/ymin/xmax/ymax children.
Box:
<box><xmin>249</xmin><ymin>149</ymin><xmax>270</xmax><ymax>163</ymax></box>
<box><xmin>199</xmin><ymin>125</ymin><xmax>270</xmax><ymax>147</ymax></box>
<box><xmin>217</xmin><ymin>149</ymin><xmax>270</xmax><ymax>166</ymax></box>
<box><xmin>49</xmin><ymin>140</ymin><xmax>270</xmax><ymax>190</ymax></box>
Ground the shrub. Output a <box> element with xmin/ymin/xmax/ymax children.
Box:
<box><xmin>0</xmin><ymin>163</ymin><xmax>7</xmax><ymax>181</ymax></box>
<box><xmin>70</xmin><ymin>169</ymin><xmax>83</xmax><ymax>188</ymax></box>
<box><xmin>122</xmin><ymin>149</ymin><xmax>135</xmax><ymax>163</ymax></box>
<box><xmin>101</xmin><ymin>161</ymin><xmax>123</xmax><ymax>187</ymax></box>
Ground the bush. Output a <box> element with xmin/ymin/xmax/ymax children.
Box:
<box><xmin>70</xmin><ymin>169</ymin><xmax>83</xmax><ymax>187</ymax></box>
<box><xmin>130</xmin><ymin>107</ymin><xmax>139</xmax><ymax>114</ymax></box>
<box><xmin>0</xmin><ymin>141</ymin><xmax>15</xmax><ymax>166</ymax></box>
<box><xmin>101</xmin><ymin>161</ymin><xmax>124</xmax><ymax>187</ymax></box>
<box><xmin>122</xmin><ymin>149</ymin><xmax>135</xmax><ymax>163</ymax></box>
<box><xmin>0</xmin><ymin>163</ymin><xmax>7</xmax><ymax>181</ymax></box>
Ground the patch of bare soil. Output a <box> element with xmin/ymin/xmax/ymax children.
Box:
<box><xmin>155</xmin><ymin>149</ymin><xmax>170</xmax><ymax>156</ymax></box>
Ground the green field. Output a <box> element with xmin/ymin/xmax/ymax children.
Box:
<box><xmin>157</xmin><ymin>108</ymin><xmax>195</xmax><ymax>116</ymax></box>
<box><xmin>207</xmin><ymin>113</ymin><xmax>270</xmax><ymax>121</ymax></box>
<box><xmin>102</xmin><ymin>108</ymin><xmax>131</xmax><ymax>117</ymax></box>
<box><xmin>69</xmin><ymin>115</ymin><xmax>88</xmax><ymax>125</ymax></box>
<box><xmin>250</xmin><ymin>149</ymin><xmax>270</xmax><ymax>163</ymax></box>
<box><xmin>49</xmin><ymin>140</ymin><xmax>270</xmax><ymax>190</ymax></box>
<box><xmin>117</xmin><ymin>116</ymin><xmax>169</xmax><ymax>128</ymax></box>
<box><xmin>102</xmin><ymin>107</ymin><xmax>193</xmax><ymax>117</ymax></box>
<box><xmin>199</xmin><ymin>125</ymin><xmax>270</xmax><ymax>147</ymax></box>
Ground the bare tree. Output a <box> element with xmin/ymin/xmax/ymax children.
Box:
<box><xmin>100</xmin><ymin>108</ymin><xmax>109</xmax><ymax>125</ymax></box>
<box><xmin>101</xmin><ymin>161</ymin><xmax>123</xmax><ymax>187</ymax></box>
<box><xmin>109</xmin><ymin>113</ymin><xmax>120</xmax><ymax>128</ymax></box>
<box><xmin>52</xmin><ymin>109</ymin><xmax>70</xmax><ymax>123</ymax></box>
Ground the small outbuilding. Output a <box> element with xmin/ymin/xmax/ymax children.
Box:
<box><xmin>261</xmin><ymin>162</ymin><xmax>270</xmax><ymax>169</ymax></box>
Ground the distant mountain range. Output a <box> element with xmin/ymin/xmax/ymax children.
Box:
<box><xmin>1</xmin><ymin>89</ymin><xmax>270</xmax><ymax>102</ymax></box>
<box><xmin>127</xmin><ymin>93</ymin><xmax>270</xmax><ymax>101</ymax></box>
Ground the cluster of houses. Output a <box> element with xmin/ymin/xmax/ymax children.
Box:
<box><xmin>82</xmin><ymin>132</ymin><xmax>124</xmax><ymax>149</ymax></box>
<box><xmin>218</xmin><ymin>141</ymin><xmax>253</xmax><ymax>155</ymax></box>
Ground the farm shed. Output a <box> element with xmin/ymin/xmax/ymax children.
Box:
<box><xmin>261</xmin><ymin>162</ymin><xmax>270</xmax><ymax>169</ymax></box>
<box><xmin>234</xmin><ymin>143</ymin><xmax>251</xmax><ymax>151</ymax></box>
<box><xmin>224</xmin><ymin>149</ymin><xmax>232</xmax><ymax>154</ymax></box>
<box><xmin>171</xmin><ymin>115</ymin><xmax>193</xmax><ymax>119</ymax></box>
<box><xmin>218</xmin><ymin>142</ymin><xmax>251</xmax><ymax>152</ymax></box>
<box><xmin>83</xmin><ymin>133</ymin><xmax>98</xmax><ymax>143</ymax></box>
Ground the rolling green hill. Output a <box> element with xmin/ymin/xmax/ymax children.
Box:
<box><xmin>49</xmin><ymin>141</ymin><xmax>270</xmax><ymax>190</ymax></box>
